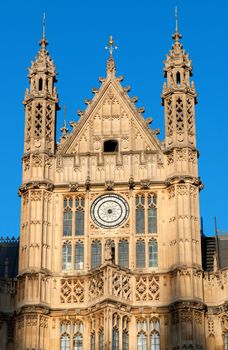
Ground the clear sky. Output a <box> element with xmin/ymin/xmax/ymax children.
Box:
<box><xmin>0</xmin><ymin>0</ymin><xmax>227</xmax><ymax>237</ymax></box>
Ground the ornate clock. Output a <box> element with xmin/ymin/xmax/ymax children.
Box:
<box><xmin>91</xmin><ymin>194</ymin><xmax>129</xmax><ymax>228</ymax></box>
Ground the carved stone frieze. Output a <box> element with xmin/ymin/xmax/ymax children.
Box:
<box><xmin>135</xmin><ymin>275</ymin><xmax>160</xmax><ymax>301</ymax></box>
<box><xmin>69</xmin><ymin>182</ymin><xmax>79</xmax><ymax>192</ymax></box>
<box><xmin>112</xmin><ymin>271</ymin><xmax>131</xmax><ymax>300</ymax></box>
<box><xmin>89</xmin><ymin>272</ymin><xmax>104</xmax><ymax>301</ymax></box>
<box><xmin>60</xmin><ymin>278</ymin><xmax>84</xmax><ymax>303</ymax></box>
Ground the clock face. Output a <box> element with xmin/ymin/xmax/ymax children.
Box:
<box><xmin>91</xmin><ymin>194</ymin><xmax>129</xmax><ymax>228</ymax></box>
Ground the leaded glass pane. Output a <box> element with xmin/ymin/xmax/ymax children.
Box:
<box><xmin>118</xmin><ymin>241</ymin><xmax>129</xmax><ymax>268</ymax></box>
<box><xmin>75</xmin><ymin>242</ymin><xmax>84</xmax><ymax>270</ymax></box>
<box><xmin>149</xmin><ymin>240</ymin><xmax>158</xmax><ymax>268</ymax></box>
<box><xmin>91</xmin><ymin>333</ymin><xmax>95</xmax><ymax>350</ymax></box>
<box><xmin>148</xmin><ymin>207</ymin><xmax>157</xmax><ymax>233</ymax></box>
<box><xmin>225</xmin><ymin>334</ymin><xmax>228</xmax><ymax>350</ymax></box>
<box><xmin>136</xmin><ymin>241</ymin><xmax>145</xmax><ymax>268</ymax></box>
<box><xmin>62</xmin><ymin>244</ymin><xmax>72</xmax><ymax>270</ymax></box>
<box><xmin>73</xmin><ymin>334</ymin><xmax>83</xmax><ymax>350</ymax></box>
<box><xmin>137</xmin><ymin>333</ymin><xmax>146</xmax><ymax>350</ymax></box>
<box><xmin>75</xmin><ymin>210</ymin><xmax>84</xmax><ymax>236</ymax></box>
<box><xmin>150</xmin><ymin>333</ymin><xmax>160</xmax><ymax>350</ymax></box>
<box><xmin>92</xmin><ymin>241</ymin><xmax>102</xmax><ymax>268</ymax></box>
<box><xmin>61</xmin><ymin>335</ymin><xmax>70</xmax><ymax>350</ymax></box>
<box><xmin>99</xmin><ymin>330</ymin><xmax>104</xmax><ymax>350</ymax></box>
<box><xmin>63</xmin><ymin>211</ymin><xmax>72</xmax><ymax>236</ymax></box>
<box><xmin>123</xmin><ymin>331</ymin><xmax>129</xmax><ymax>350</ymax></box>
<box><xmin>112</xmin><ymin>329</ymin><xmax>119</xmax><ymax>350</ymax></box>
<box><xmin>136</xmin><ymin>208</ymin><xmax>145</xmax><ymax>234</ymax></box>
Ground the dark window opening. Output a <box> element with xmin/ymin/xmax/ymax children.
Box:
<box><xmin>111</xmin><ymin>243</ymin><xmax>115</xmax><ymax>264</ymax></box>
<box><xmin>38</xmin><ymin>78</ymin><xmax>43</xmax><ymax>91</ymax></box>
<box><xmin>176</xmin><ymin>72</ymin><xmax>181</xmax><ymax>85</ymax></box>
<box><xmin>104</xmin><ymin>140</ymin><xmax>118</xmax><ymax>152</ymax></box>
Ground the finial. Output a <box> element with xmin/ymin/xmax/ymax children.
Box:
<box><xmin>42</xmin><ymin>13</ymin><xmax>46</xmax><ymax>39</ymax></box>
<box><xmin>105</xmin><ymin>35</ymin><xmax>118</xmax><ymax>56</ymax></box>
<box><xmin>60</xmin><ymin>105</ymin><xmax>68</xmax><ymax>137</ymax></box>
<box><xmin>39</xmin><ymin>13</ymin><xmax>48</xmax><ymax>49</ymax></box>
<box><xmin>175</xmin><ymin>6</ymin><xmax>178</xmax><ymax>32</ymax></box>
<box><xmin>172</xmin><ymin>6</ymin><xmax>182</xmax><ymax>42</ymax></box>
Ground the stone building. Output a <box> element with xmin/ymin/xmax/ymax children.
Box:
<box><xmin>1</xmin><ymin>21</ymin><xmax>228</xmax><ymax>350</ymax></box>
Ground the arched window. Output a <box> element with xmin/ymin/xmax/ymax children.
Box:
<box><xmin>61</xmin><ymin>335</ymin><xmax>70</xmax><ymax>350</ymax></box>
<box><xmin>136</xmin><ymin>195</ymin><xmax>145</xmax><ymax>234</ymax></box>
<box><xmin>137</xmin><ymin>320</ymin><xmax>147</xmax><ymax>350</ymax></box>
<box><xmin>225</xmin><ymin>333</ymin><xmax>228</xmax><ymax>350</ymax></box>
<box><xmin>75</xmin><ymin>241</ymin><xmax>84</xmax><ymax>270</ymax></box>
<box><xmin>148</xmin><ymin>195</ymin><xmax>157</xmax><ymax>233</ymax></box>
<box><xmin>148</xmin><ymin>240</ymin><xmax>158</xmax><ymax>268</ymax></box>
<box><xmin>63</xmin><ymin>198</ymin><xmax>73</xmax><ymax>236</ymax></box>
<box><xmin>112</xmin><ymin>313</ymin><xmax>119</xmax><ymax>350</ymax></box>
<box><xmin>91</xmin><ymin>241</ymin><xmax>102</xmax><ymax>268</ymax></box>
<box><xmin>73</xmin><ymin>321</ymin><xmax>83</xmax><ymax>350</ymax></box>
<box><xmin>91</xmin><ymin>333</ymin><xmax>95</xmax><ymax>350</ymax></box>
<box><xmin>60</xmin><ymin>322</ymin><xmax>71</xmax><ymax>350</ymax></box>
<box><xmin>75</xmin><ymin>197</ymin><xmax>85</xmax><ymax>236</ymax></box>
<box><xmin>118</xmin><ymin>240</ymin><xmax>129</xmax><ymax>268</ymax></box>
<box><xmin>104</xmin><ymin>139</ymin><xmax>118</xmax><ymax>152</ymax></box>
<box><xmin>150</xmin><ymin>319</ymin><xmax>160</xmax><ymax>350</ymax></box>
<box><xmin>38</xmin><ymin>78</ymin><xmax>43</xmax><ymax>91</ymax></box>
<box><xmin>135</xmin><ymin>193</ymin><xmax>157</xmax><ymax>235</ymax></box>
<box><xmin>176</xmin><ymin>71</ymin><xmax>181</xmax><ymax>84</ymax></box>
<box><xmin>122</xmin><ymin>316</ymin><xmax>129</xmax><ymax>350</ymax></box>
<box><xmin>136</xmin><ymin>240</ymin><xmax>145</xmax><ymax>268</ymax></box>
<box><xmin>99</xmin><ymin>328</ymin><xmax>104</xmax><ymax>350</ymax></box>
<box><xmin>73</xmin><ymin>335</ymin><xmax>83</xmax><ymax>350</ymax></box>
<box><xmin>62</xmin><ymin>243</ymin><xmax>72</xmax><ymax>270</ymax></box>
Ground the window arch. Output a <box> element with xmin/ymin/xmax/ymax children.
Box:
<box><xmin>63</xmin><ymin>197</ymin><xmax>73</xmax><ymax>236</ymax></box>
<box><xmin>104</xmin><ymin>139</ymin><xmax>118</xmax><ymax>152</ymax></box>
<box><xmin>73</xmin><ymin>321</ymin><xmax>83</xmax><ymax>350</ymax></box>
<box><xmin>75</xmin><ymin>197</ymin><xmax>85</xmax><ymax>236</ymax></box>
<box><xmin>91</xmin><ymin>333</ymin><xmax>95</xmax><ymax>350</ymax></box>
<box><xmin>99</xmin><ymin>328</ymin><xmax>104</xmax><ymax>350</ymax></box>
<box><xmin>62</xmin><ymin>243</ymin><xmax>72</xmax><ymax>270</ymax></box>
<box><xmin>75</xmin><ymin>241</ymin><xmax>84</xmax><ymax>270</ymax></box>
<box><xmin>118</xmin><ymin>240</ymin><xmax>129</xmax><ymax>268</ymax></box>
<box><xmin>136</xmin><ymin>240</ymin><xmax>145</xmax><ymax>268</ymax></box>
<box><xmin>149</xmin><ymin>239</ymin><xmax>158</xmax><ymax>268</ymax></box>
<box><xmin>122</xmin><ymin>316</ymin><xmax>129</xmax><ymax>350</ymax></box>
<box><xmin>176</xmin><ymin>71</ymin><xmax>181</xmax><ymax>84</ymax></box>
<box><xmin>91</xmin><ymin>241</ymin><xmax>102</xmax><ymax>268</ymax></box>
<box><xmin>150</xmin><ymin>319</ymin><xmax>160</xmax><ymax>350</ymax></box>
<box><xmin>135</xmin><ymin>193</ymin><xmax>157</xmax><ymax>235</ymax></box>
<box><xmin>136</xmin><ymin>195</ymin><xmax>145</xmax><ymax>234</ymax></box>
<box><xmin>112</xmin><ymin>313</ymin><xmax>119</xmax><ymax>350</ymax></box>
<box><xmin>148</xmin><ymin>194</ymin><xmax>157</xmax><ymax>233</ymax></box>
<box><xmin>60</xmin><ymin>322</ymin><xmax>71</xmax><ymax>350</ymax></box>
<box><xmin>137</xmin><ymin>320</ymin><xmax>147</xmax><ymax>350</ymax></box>
<box><xmin>38</xmin><ymin>77</ymin><xmax>43</xmax><ymax>91</ymax></box>
<box><xmin>225</xmin><ymin>333</ymin><xmax>228</xmax><ymax>350</ymax></box>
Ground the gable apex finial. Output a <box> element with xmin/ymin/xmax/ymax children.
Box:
<box><xmin>42</xmin><ymin>13</ymin><xmax>46</xmax><ymax>39</ymax></box>
<box><xmin>105</xmin><ymin>35</ymin><xmax>118</xmax><ymax>57</ymax></box>
<box><xmin>39</xmin><ymin>12</ymin><xmax>48</xmax><ymax>49</ymax></box>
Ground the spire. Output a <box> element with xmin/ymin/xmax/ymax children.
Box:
<box><xmin>60</xmin><ymin>105</ymin><xmax>69</xmax><ymax>138</ymax></box>
<box><xmin>172</xmin><ymin>6</ymin><xmax>182</xmax><ymax>46</ymax></box>
<box><xmin>39</xmin><ymin>13</ymin><xmax>48</xmax><ymax>50</ymax></box>
<box><xmin>105</xmin><ymin>35</ymin><xmax>117</xmax><ymax>75</ymax></box>
<box><xmin>162</xmin><ymin>8</ymin><xmax>194</xmax><ymax>91</ymax></box>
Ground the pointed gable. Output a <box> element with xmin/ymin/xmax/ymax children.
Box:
<box><xmin>59</xmin><ymin>58</ymin><xmax>161</xmax><ymax>156</ymax></box>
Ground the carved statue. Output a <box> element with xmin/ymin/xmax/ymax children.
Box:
<box><xmin>104</xmin><ymin>240</ymin><xmax>112</xmax><ymax>262</ymax></box>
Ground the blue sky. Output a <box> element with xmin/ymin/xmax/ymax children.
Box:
<box><xmin>0</xmin><ymin>0</ymin><xmax>227</xmax><ymax>237</ymax></box>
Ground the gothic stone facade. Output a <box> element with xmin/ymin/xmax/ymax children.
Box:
<box><xmin>9</xmin><ymin>30</ymin><xmax>228</xmax><ymax>350</ymax></box>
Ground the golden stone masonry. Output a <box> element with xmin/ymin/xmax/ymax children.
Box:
<box><xmin>0</xmin><ymin>23</ymin><xmax>228</xmax><ymax>350</ymax></box>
